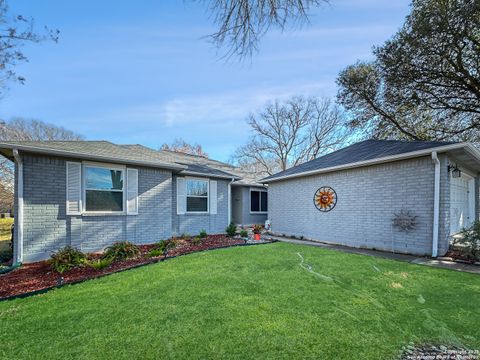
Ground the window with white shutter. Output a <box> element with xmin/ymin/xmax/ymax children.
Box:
<box><xmin>126</xmin><ymin>168</ymin><xmax>138</xmax><ymax>215</ymax></box>
<box><xmin>66</xmin><ymin>162</ymin><xmax>82</xmax><ymax>215</ymax></box>
<box><xmin>209</xmin><ymin>180</ymin><xmax>217</xmax><ymax>214</ymax></box>
<box><xmin>84</xmin><ymin>164</ymin><xmax>124</xmax><ymax>212</ymax></box>
<box><xmin>177</xmin><ymin>177</ymin><xmax>186</xmax><ymax>214</ymax></box>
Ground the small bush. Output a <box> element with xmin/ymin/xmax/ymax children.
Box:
<box><xmin>50</xmin><ymin>246</ymin><xmax>87</xmax><ymax>273</ymax></box>
<box><xmin>239</xmin><ymin>229</ymin><xmax>248</xmax><ymax>238</ymax></box>
<box><xmin>87</xmin><ymin>258</ymin><xmax>112</xmax><ymax>270</ymax></box>
<box><xmin>458</xmin><ymin>221</ymin><xmax>480</xmax><ymax>260</ymax></box>
<box><xmin>102</xmin><ymin>241</ymin><xmax>140</xmax><ymax>261</ymax></box>
<box><xmin>147</xmin><ymin>248</ymin><xmax>164</xmax><ymax>258</ymax></box>
<box><xmin>199</xmin><ymin>229</ymin><xmax>208</xmax><ymax>238</ymax></box>
<box><xmin>0</xmin><ymin>248</ymin><xmax>12</xmax><ymax>263</ymax></box>
<box><xmin>191</xmin><ymin>236</ymin><xmax>203</xmax><ymax>246</ymax></box>
<box><xmin>226</xmin><ymin>222</ymin><xmax>237</xmax><ymax>237</ymax></box>
<box><xmin>180</xmin><ymin>233</ymin><xmax>191</xmax><ymax>239</ymax></box>
<box><xmin>158</xmin><ymin>239</ymin><xmax>176</xmax><ymax>253</ymax></box>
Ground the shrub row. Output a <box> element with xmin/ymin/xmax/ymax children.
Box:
<box><xmin>50</xmin><ymin>227</ymin><xmax>249</xmax><ymax>274</ymax></box>
<box><xmin>50</xmin><ymin>241</ymin><xmax>141</xmax><ymax>274</ymax></box>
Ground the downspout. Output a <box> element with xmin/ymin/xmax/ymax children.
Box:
<box><xmin>13</xmin><ymin>149</ymin><xmax>24</xmax><ymax>264</ymax></box>
<box><xmin>431</xmin><ymin>151</ymin><xmax>440</xmax><ymax>258</ymax></box>
<box><xmin>227</xmin><ymin>178</ymin><xmax>235</xmax><ymax>225</ymax></box>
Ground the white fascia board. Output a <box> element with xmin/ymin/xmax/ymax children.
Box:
<box><xmin>262</xmin><ymin>143</ymin><xmax>470</xmax><ymax>183</ymax></box>
<box><xmin>0</xmin><ymin>143</ymin><xmax>187</xmax><ymax>171</ymax></box>
<box><xmin>464</xmin><ymin>143</ymin><xmax>480</xmax><ymax>162</ymax></box>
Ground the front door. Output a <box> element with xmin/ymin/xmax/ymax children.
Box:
<box><xmin>450</xmin><ymin>172</ymin><xmax>475</xmax><ymax>234</ymax></box>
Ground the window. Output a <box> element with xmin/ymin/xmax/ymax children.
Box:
<box><xmin>250</xmin><ymin>189</ymin><xmax>267</xmax><ymax>213</ymax></box>
<box><xmin>186</xmin><ymin>179</ymin><xmax>209</xmax><ymax>212</ymax></box>
<box><xmin>84</xmin><ymin>165</ymin><xmax>124</xmax><ymax>212</ymax></box>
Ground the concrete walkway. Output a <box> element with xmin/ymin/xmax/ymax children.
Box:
<box><xmin>266</xmin><ymin>235</ymin><xmax>480</xmax><ymax>275</ymax></box>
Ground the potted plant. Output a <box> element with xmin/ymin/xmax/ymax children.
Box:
<box><xmin>253</xmin><ymin>225</ymin><xmax>262</xmax><ymax>241</ymax></box>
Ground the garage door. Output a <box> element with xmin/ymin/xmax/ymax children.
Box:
<box><xmin>450</xmin><ymin>173</ymin><xmax>475</xmax><ymax>234</ymax></box>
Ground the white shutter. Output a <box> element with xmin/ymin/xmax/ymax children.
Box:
<box><xmin>177</xmin><ymin>177</ymin><xmax>186</xmax><ymax>215</ymax></box>
<box><xmin>66</xmin><ymin>162</ymin><xmax>82</xmax><ymax>215</ymax></box>
<box><xmin>126</xmin><ymin>168</ymin><xmax>139</xmax><ymax>215</ymax></box>
<box><xmin>209</xmin><ymin>180</ymin><xmax>217</xmax><ymax>214</ymax></box>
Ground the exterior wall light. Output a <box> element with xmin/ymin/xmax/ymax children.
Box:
<box><xmin>448</xmin><ymin>163</ymin><xmax>462</xmax><ymax>178</ymax></box>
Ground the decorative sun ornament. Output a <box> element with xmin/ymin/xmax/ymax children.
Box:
<box><xmin>313</xmin><ymin>186</ymin><xmax>337</xmax><ymax>212</ymax></box>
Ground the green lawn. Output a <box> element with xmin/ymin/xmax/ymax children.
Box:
<box><xmin>0</xmin><ymin>242</ymin><xmax>478</xmax><ymax>359</ymax></box>
<box><xmin>0</xmin><ymin>218</ymin><xmax>13</xmax><ymax>257</ymax></box>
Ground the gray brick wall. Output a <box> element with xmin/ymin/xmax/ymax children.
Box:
<box><xmin>172</xmin><ymin>175</ymin><xmax>229</xmax><ymax>235</ymax></box>
<box><xmin>20</xmin><ymin>153</ymin><xmax>173</xmax><ymax>262</ymax></box>
<box><xmin>231</xmin><ymin>185</ymin><xmax>267</xmax><ymax>226</ymax></box>
<box><xmin>22</xmin><ymin>155</ymin><xmax>68</xmax><ymax>260</ymax></box>
<box><xmin>268</xmin><ymin>156</ymin><xmax>451</xmax><ymax>256</ymax></box>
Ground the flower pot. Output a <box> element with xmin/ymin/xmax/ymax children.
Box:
<box><xmin>254</xmin><ymin>234</ymin><xmax>261</xmax><ymax>241</ymax></box>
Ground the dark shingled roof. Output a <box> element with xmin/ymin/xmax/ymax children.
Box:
<box><xmin>262</xmin><ymin>139</ymin><xmax>458</xmax><ymax>182</ymax></box>
<box><xmin>0</xmin><ymin>141</ymin><xmax>240</xmax><ymax>179</ymax></box>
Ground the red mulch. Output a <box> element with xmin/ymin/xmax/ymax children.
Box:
<box><xmin>0</xmin><ymin>235</ymin><xmax>246</xmax><ymax>300</ymax></box>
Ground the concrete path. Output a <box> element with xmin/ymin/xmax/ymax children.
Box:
<box><xmin>266</xmin><ymin>235</ymin><xmax>480</xmax><ymax>275</ymax></box>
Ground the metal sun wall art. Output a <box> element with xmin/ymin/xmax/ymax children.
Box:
<box><xmin>392</xmin><ymin>210</ymin><xmax>418</xmax><ymax>232</ymax></box>
<box><xmin>314</xmin><ymin>186</ymin><xmax>337</xmax><ymax>212</ymax></box>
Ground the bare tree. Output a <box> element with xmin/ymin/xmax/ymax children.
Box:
<box><xmin>232</xmin><ymin>96</ymin><xmax>351</xmax><ymax>175</ymax></box>
<box><xmin>160</xmin><ymin>138</ymin><xmax>209</xmax><ymax>158</ymax></box>
<box><xmin>0</xmin><ymin>0</ymin><xmax>59</xmax><ymax>98</ymax></box>
<box><xmin>0</xmin><ymin>118</ymin><xmax>84</xmax><ymax>214</ymax></box>
<box><xmin>202</xmin><ymin>0</ymin><xmax>327</xmax><ymax>58</ymax></box>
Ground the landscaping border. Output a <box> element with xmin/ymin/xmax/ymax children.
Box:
<box><xmin>0</xmin><ymin>240</ymin><xmax>276</xmax><ymax>302</ymax></box>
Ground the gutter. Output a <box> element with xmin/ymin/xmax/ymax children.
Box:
<box><xmin>12</xmin><ymin>149</ymin><xmax>23</xmax><ymax>264</ymax></box>
<box><xmin>262</xmin><ymin>142</ymin><xmax>472</xmax><ymax>183</ymax></box>
<box><xmin>179</xmin><ymin>170</ymin><xmax>241</xmax><ymax>180</ymax></box>
<box><xmin>431</xmin><ymin>151</ymin><xmax>440</xmax><ymax>258</ymax></box>
<box><xmin>227</xmin><ymin>178</ymin><xmax>235</xmax><ymax>225</ymax></box>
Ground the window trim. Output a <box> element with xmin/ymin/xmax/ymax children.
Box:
<box><xmin>185</xmin><ymin>177</ymin><xmax>209</xmax><ymax>214</ymax></box>
<box><xmin>250</xmin><ymin>188</ymin><xmax>268</xmax><ymax>214</ymax></box>
<box><xmin>82</xmin><ymin>161</ymin><xmax>126</xmax><ymax>214</ymax></box>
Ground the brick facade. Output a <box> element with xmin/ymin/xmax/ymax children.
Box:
<box><xmin>16</xmin><ymin>154</ymin><xmax>232</xmax><ymax>262</ymax></box>
<box><xmin>268</xmin><ymin>155</ymin><xmax>462</xmax><ymax>256</ymax></box>
<box><xmin>171</xmin><ymin>175</ymin><xmax>229</xmax><ymax>235</ymax></box>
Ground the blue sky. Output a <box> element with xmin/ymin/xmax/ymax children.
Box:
<box><xmin>0</xmin><ymin>0</ymin><xmax>411</xmax><ymax>161</ymax></box>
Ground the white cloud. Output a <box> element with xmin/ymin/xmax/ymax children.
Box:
<box><xmin>100</xmin><ymin>81</ymin><xmax>332</xmax><ymax>129</ymax></box>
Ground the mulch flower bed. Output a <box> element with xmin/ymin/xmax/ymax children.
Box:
<box><xmin>0</xmin><ymin>235</ymin><xmax>247</xmax><ymax>300</ymax></box>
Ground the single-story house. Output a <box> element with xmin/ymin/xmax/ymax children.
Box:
<box><xmin>0</xmin><ymin>141</ymin><xmax>268</xmax><ymax>263</ymax></box>
<box><xmin>262</xmin><ymin>140</ymin><xmax>480</xmax><ymax>257</ymax></box>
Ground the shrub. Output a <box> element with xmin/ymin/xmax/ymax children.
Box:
<box><xmin>239</xmin><ymin>229</ymin><xmax>248</xmax><ymax>238</ymax></box>
<box><xmin>199</xmin><ymin>229</ymin><xmax>208</xmax><ymax>238</ymax></box>
<box><xmin>50</xmin><ymin>246</ymin><xmax>87</xmax><ymax>273</ymax></box>
<box><xmin>157</xmin><ymin>239</ymin><xmax>176</xmax><ymax>253</ymax></box>
<box><xmin>0</xmin><ymin>248</ymin><xmax>12</xmax><ymax>263</ymax></box>
<box><xmin>87</xmin><ymin>258</ymin><xmax>113</xmax><ymax>270</ymax></box>
<box><xmin>147</xmin><ymin>248</ymin><xmax>164</xmax><ymax>258</ymax></box>
<box><xmin>458</xmin><ymin>221</ymin><xmax>480</xmax><ymax>260</ymax></box>
<box><xmin>191</xmin><ymin>236</ymin><xmax>203</xmax><ymax>246</ymax></box>
<box><xmin>226</xmin><ymin>222</ymin><xmax>237</xmax><ymax>237</ymax></box>
<box><xmin>102</xmin><ymin>241</ymin><xmax>140</xmax><ymax>261</ymax></box>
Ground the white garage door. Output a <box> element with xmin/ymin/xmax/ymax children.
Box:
<box><xmin>450</xmin><ymin>172</ymin><xmax>475</xmax><ymax>234</ymax></box>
